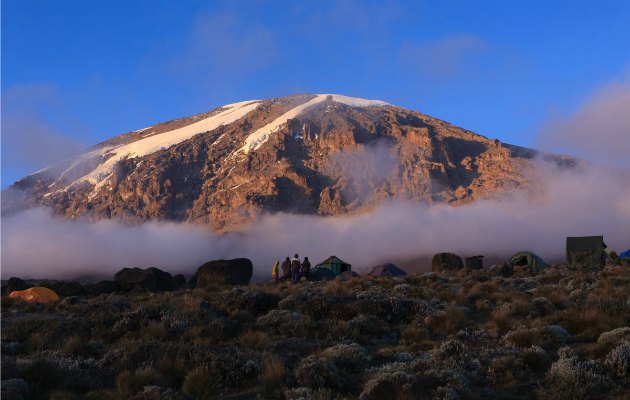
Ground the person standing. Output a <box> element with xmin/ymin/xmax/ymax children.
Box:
<box><xmin>291</xmin><ymin>254</ymin><xmax>302</xmax><ymax>283</ymax></box>
<box><xmin>281</xmin><ymin>257</ymin><xmax>291</xmax><ymax>280</ymax></box>
<box><xmin>302</xmin><ymin>257</ymin><xmax>311</xmax><ymax>280</ymax></box>
<box><xmin>272</xmin><ymin>260</ymin><xmax>280</xmax><ymax>282</ymax></box>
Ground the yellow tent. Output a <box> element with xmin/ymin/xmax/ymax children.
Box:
<box><xmin>9</xmin><ymin>287</ymin><xmax>60</xmax><ymax>302</ymax></box>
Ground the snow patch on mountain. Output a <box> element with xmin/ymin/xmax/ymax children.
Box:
<box><xmin>66</xmin><ymin>100</ymin><xmax>261</xmax><ymax>188</ymax></box>
<box><xmin>239</xmin><ymin>94</ymin><xmax>389</xmax><ymax>154</ymax></box>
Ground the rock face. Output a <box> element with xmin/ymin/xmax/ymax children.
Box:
<box><xmin>3</xmin><ymin>94</ymin><xmax>577</xmax><ymax>229</ymax></box>
<box><xmin>192</xmin><ymin>258</ymin><xmax>253</xmax><ymax>286</ymax></box>
<box><xmin>113</xmin><ymin>267</ymin><xmax>176</xmax><ymax>292</ymax></box>
<box><xmin>432</xmin><ymin>252</ymin><xmax>464</xmax><ymax>272</ymax></box>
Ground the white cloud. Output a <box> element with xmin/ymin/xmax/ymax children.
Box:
<box><xmin>538</xmin><ymin>75</ymin><xmax>630</xmax><ymax>168</ymax></box>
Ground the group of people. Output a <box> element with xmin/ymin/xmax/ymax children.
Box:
<box><xmin>272</xmin><ymin>254</ymin><xmax>311</xmax><ymax>283</ymax></box>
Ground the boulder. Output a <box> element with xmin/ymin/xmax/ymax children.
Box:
<box><xmin>432</xmin><ymin>253</ymin><xmax>464</xmax><ymax>272</ymax></box>
<box><xmin>191</xmin><ymin>258</ymin><xmax>253</xmax><ymax>287</ymax></box>
<box><xmin>114</xmin><ymin>267</ymin><xmax>176</xmax><ymax>292</ymax></box>
<box><xmin>7</xmin><ymin>277</ymin><xmax>30</xmax><ymax>293</ymax></box>
<box><xmin>173</xmin><ymin>274</ymin><xmax>187</xmax><ymax>289</ymax></box>
<box><xmin>40</xmin><ymin>281</ymin><xmax>84</xmax><ymax>296</ymax></box>
<box><xmin>84</xmin><ymin>280</ymin><xmax>119</xmax><ymax>296</ymax></box>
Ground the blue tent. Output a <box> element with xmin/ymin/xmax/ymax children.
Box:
<box><xmin>620</xmin><ymin>249</ymin><xmax>630</xmax><ymax>260</ymax></box>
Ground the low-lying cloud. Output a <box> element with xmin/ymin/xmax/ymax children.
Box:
<box><xmin>2</xmin><ymin>160</ymin><xmax>628</xmax><ymax>281</ymax></box>
<box><xmin>538</xmin><ymin>76</ymin><xmax>630</xmax><ymax>169</ymax></box>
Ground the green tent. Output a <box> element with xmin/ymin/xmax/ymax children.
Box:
<box><xmin>315</xmin><ymin>256</ymin><xmax>352</xmax><ymax>276</ymax></box>
<box><xmin>566</xmin><ymin>236</ymin><xmax>604</xmax><ymax>268</ymax></box>
<box><xmin>508</xmin><ymin>251</ymin><xmax>548</xmax><ymax>270</ymax></box>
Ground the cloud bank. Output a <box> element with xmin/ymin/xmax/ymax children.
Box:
<box><xmin>2</xmin><ymin>160</ymin><xmax>628</xmax><ymax>281</ymax></box>
<box><xmin>538</xmin><ymin>76</ymin><xmax>630</xmax><ymax>168</ymax></box>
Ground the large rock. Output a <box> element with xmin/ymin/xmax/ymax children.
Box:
<box><xmin>191</xmin><ymin>258</ymin><xmax>253</xmax><ymax>287</ymax></box>
<box><xmin>84</xmin><ymin>280</ymin><xmax>119</xmax><ymax>296</ymax></box>
<box><xmin>432</xmin><ymin>253</ymin><xmax>464</xmax><ymax>272</ymax></box>
<box><xmin>114</xmin><ymin>267</ymin><xmax>176</xmax><ymax>292</ymax></box>
<box><xmin>7</xmin><ymin>277</ymin><xmax>30</xmax><ymax>293</ymax></box>
<box><xmin>40</xmin><ymin>281</ymin><xmax>85</xmax><ymax>296</ymax></box>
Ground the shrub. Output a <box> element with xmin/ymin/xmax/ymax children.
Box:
<box><xmin>541</xmin><ymin>347</ymin><xmax>607</xmax><ymax>400</ymax></box>
<box><xmin>22</xmin><ymin>360</ymin><xmax>61</xmax><ymax>393</ymax></box>
<box><xmin>260</xmin><ymin>353</ymin><xmax>285</xmax><ymax>389</ymax></box>
<box><xmin>321</xmin><ymin>342</ymin><xmax>371</xmax><ymax>372</ymax></box>
<box><xmin>61</xmin><ymin>335</ymin><xmax>85</xmax><ymax>356</ymax></box>
<box><xmin>295</xmin><ymin>355</ymin><xmax>340</xmax><ymax>389</ymax></box>
<box><xmin>604</xmin><ymin>341</ymin><xmax>630</xmax><ymax>379</ymax></box>
<box><xmin>239</xmin><ymin>330</ymin><xmax>269</xmax><ymax>350</ymax></box>
<box><xmin>181</xmin><ymin>366</ymin><xmax>222</xmax><ymax>399</ymax></box>
<box><xmin>116</xmin><ymin>367</ymin><xmax>162</xmax><ymax>398</ymax></box>
<box><xmin>503</xmin><ymin>327</ymin><xmax>538</xmax><ymax>348</ymax></box>
<box><xmin>522</xmin><ymin>346</ymin><xmax>552</xmax><ymax>373</ymax></box>
<box><xmin>597</xmin><ymin>327</ymin><xmax>630</xmax><ymax>348</ymax></box>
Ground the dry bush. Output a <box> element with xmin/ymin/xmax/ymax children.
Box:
<box><xmin>181</xmin><ymin>366</ymin><xmax>223</xmax><ymax>399</ymax></box>
<box><xmin>116</xmin><ymin>367</ymin><xmax>162</xmax><ymax>398</ymax></box>
<box><xmin>522</xmin><ymin>346</ymin><xmax>552</xmax><ymax>373</ymax></box>
<box><xmin>425</xmin><ymin>305</ymin><xmax>466</xmax><ymax>337</ymax></box>
<box><xmin>230</xmin><ymin>309</ymin><xmax>254</xmax><ymax>323</ymax></box>
<box><xmin>550</xmin><ymin>308</ymin><xmax>620</xmax><ymax>341</ymax></box>
<box><xmin>239</xmin><ymin>330</ymin><xmax>270</xmax><ymax>350</ymax></box>
<box><xmin>534</xmin><ymin>285</ymin><xmax>568</xmax><ymax>308</ymax></box>
<box><xmin>488</xmin><ymin>355</ymin><xmax>525</xmax><ymax>386</ymax></box>
<box><xmin>489</xmin><ymin>307</ymin><xmax>512</xmax><ymax>334</ymax></box>
<box><xmin>504</xmin><ymin>327</ymin><xmax>538</xmax><ymax>348</ymax></box>
<box><xmin>401</xmin><ymin>325</ymin><xmax>430</xmax><ymax>344</ymax></box>
<box><xmin>145</xmin><ymin>321</ymin><xmax>167</xmax><ymax>339</ymax></box>
<box><xmin>61</xmin><ymin>335</ymin><xmax>85</xmax><ymax>356</ymax></box>
<box><xmin>260</xmin><ymin>353</ymin><xmax>285</xmax><ymax>388</ymax></box>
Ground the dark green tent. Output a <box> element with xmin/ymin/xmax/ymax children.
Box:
<box><xmin>315</xmin><ymin>256</ymin><xmax>352</xmax><ymax>275</ymax></box>
<box><xmin>566</xmin><ymin>236</ymin><xmax>604</xmax><ymax>268</ymax></box>
<box><xmin>508</xmin><ymin>251</ymin><xmax>548</xmax><ymax>270</ymax></box>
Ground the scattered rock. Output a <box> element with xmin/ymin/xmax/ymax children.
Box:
<box><xmin>191</xmin><ymin>258</ymin><xmax>253</xmax><ymax>287</ymax></box>
<box><xmin>432</xmin><ymin>253</ymin><xmax>464</xmax><ymax>273</ymax></box>
<box><xmin>114</xmin><ymin>267</ymin><xmax>176</xmax><ymax>292</ymax></box>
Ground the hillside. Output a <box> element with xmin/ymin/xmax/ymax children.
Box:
<box><xmin>2</xmin><ymin>262</ymin><xmax>629</xmax><ymax>399</ymax></box>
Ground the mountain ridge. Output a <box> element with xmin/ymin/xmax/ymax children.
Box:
<box><xmin>4</xmin><ymin>93</ymin><xmax>577</xmax><ymax>229</ymax></box>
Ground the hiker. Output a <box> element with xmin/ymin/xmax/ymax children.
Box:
<box><xmin>272</xmin><ymin>260</ymin><xmax>280</xmax><ymax>282</ymax></box>
<box><xmin>302</xmin><ymin>257</ymin><xmax>311</xmax><ymax>280</ymax></box>
<box><xmin>281</xmin><ymin>257</ymin><xmax>291</xmax><ymax>280</ymax></box>
<box><xmin>291</xmin><ymin>254</ymin><xmax>302</xmax><ymax>283</ymax></box>
<box><xmin>603</xmin><ymin>243</ymin><xmax>618</xmax><ymax>261</ymax></box>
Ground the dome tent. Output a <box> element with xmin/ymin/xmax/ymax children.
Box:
<box><xmin>309</xmin><ymin>267</ymin><xmax>337</xmax><ymax>281</ymax></box>
<box><xmin>315</xmin><ymin>255</ymin><xmax>351</xmax><ymax>276</ymax></box>
<box><xmin>507</xmin><ymin>251</ymin><xmax>548</xmax><ymax>270</ymax></box>
<box><xmin>9</xmin><ymin>287</ymin><xmax>60</xmax><ymax>302</ymax></box>
<box><xmin>368</xmin><ymin>263</ymin><xmax>407</xmax><ymax>277</ymax></box>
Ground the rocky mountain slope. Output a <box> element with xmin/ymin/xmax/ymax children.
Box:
<box><xmin>4</xmin><ymin>94</ymin><xmax>574</xmax><ymax>230</ymax></box>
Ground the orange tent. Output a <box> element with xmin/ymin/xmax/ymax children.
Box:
<box><xmin>9</xmin><ymin>287</ymin><xmax>60</xmax><ymax>302</ymax></box>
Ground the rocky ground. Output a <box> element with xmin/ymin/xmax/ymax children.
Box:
<box><xmin>2</xmin><ymin>261</ymin><xmax>629</xmax><ymax>400</ymax></box>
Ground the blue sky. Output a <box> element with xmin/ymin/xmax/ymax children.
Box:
<box><xmin>2</xmin><ymin>0</ymin><xmax>630</xmax><ymax>186</ymax></box>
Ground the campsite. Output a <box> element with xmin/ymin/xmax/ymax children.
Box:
<box><xmin>2</xmin><ymin>237</ymin><xmax>629</xmax><ymax>400</ymax></box>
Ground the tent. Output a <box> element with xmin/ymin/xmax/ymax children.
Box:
<box><xmin>315</xmin><ymin>256</ymin><xmax>352</xmax><ymax>276</ymax></box>
<box><xmin>619</xmin><ymin>249</ymin><xmax>630</xmax><ymax>260</ymax></box>
<box><xmin>507</xmin><ymin>251</ymin><xmax>548</xmax><ymax>270</ymax></box>
<box><xmin>566</xmin><ymin>236</ymin><xmax>604</xmax><ymax>268</ymax></box>
<box><xmin>9</xmin><ymin>287</ymin><xmax>60</xmax><ymax>302</ymax></box>
<box><xmin>309</xmin><ymin>267</ymin><xmax>337</xmax><ymax>281</ymax></box>
<box><xmin>339</xmin><ymin>271</ymin><xmax>360</xmax><ymax>281</ymax></box>
<box><xmin>368</xmin><ymin>263</ymin><xmax>407</xmax><ymax>277</ymax></box>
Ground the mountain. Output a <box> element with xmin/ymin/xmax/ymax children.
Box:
<box><xmin>4</xmin><ymin>94</ymin><xmax>575</xmax><ymax>230</ymax></box>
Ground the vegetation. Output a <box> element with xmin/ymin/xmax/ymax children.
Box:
<box><xmin>2</xmin><ymin>262</ymin><xmax>629</xmax><ymax>399</ymax></box>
